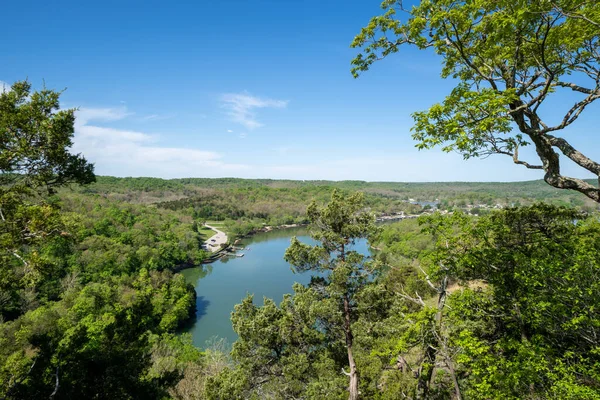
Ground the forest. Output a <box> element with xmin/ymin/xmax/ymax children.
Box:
<box><xmin>2</xmin><ymin>0</ymin><xmax>600</xmax><ymax>398</ymax></box>
<box><xmin>2</xmin><ymin>85</ymin><xmax>599</xmax><ymax>399</ymax></box>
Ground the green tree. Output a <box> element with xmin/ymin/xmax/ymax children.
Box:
<box><xmin>352</xmin><ymin>0</ymin><xmax>600</xmax><ymax>202</ymax></box>
<box><xmin>0</xmin><ymin>269</ymin><xmax>196</xmax><ymax>399</ymax></box>
<box><xmin>285</xmin><ymin>191</ymin><xmax>377</xmax><ymax>400</ymax></box>
<box><xmin>0</xmin><ymin>81</ymin><xmax>95</xmax><ymax>320</ymax></box>
<box><xmin>424</xmin><ymin>204</ymin><xmax>600</xmax><ymax>398</ymax></box>
<box><xmin>209</xmin><ymin>284</ymin><xmax>339</xmax><ymax>399</ymax></box>
<box><xmin>0</xmin><ymin>81</ymin><xmax>95</xmax><ymax>193</ymax></box>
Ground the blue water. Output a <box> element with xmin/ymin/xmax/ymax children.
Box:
<box><xmin>180</xmin><ymin>227</ymin><xmax>370</xmax><ymax>348</ymax></box>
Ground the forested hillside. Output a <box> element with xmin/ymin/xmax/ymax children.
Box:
<box><xmin>2</xmin><ymin>86</ymin><xmax>600</xmax><ymax>399</ymax></box>
<box><xmin>175</xmin><ymin>195</ymin><xmax>600</xmax><ymax>399</ymax></box>
<box><xmin>2</xmin><ymin>0</ymin><xmax>600</xmax><ymax>397</ymax></box>
<box><xmin>0</xmin><ymin>82</ymin><xmax>203</xmax><ymax>399</ymax></box>
<box><xmin>77</xmin><ymin>176</ymin><xmax>599</xmax><ymax>211</ymax></box>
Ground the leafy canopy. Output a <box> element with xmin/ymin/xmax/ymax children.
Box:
<box><xmin>0</xmin><ymin>81</ymin><xmax>95</xmax><ymax>194</ymax></box>
<box><xmin>352</xmin><ymin>0</ymin><xmax>600</xmax><ymax>202</ymax></box>
<box><xmin>0</xmin><ymin>81</ymin><xmax>95</xmax><ymax>320</ymax></box>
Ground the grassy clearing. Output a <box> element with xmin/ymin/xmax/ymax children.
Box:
<box><xmin>198</xmin><ymin>225</ymin><xmax>217</xmax><ymax>241</ymax></box>
<box><xmin>205</xmin><ymin>220</ymin><xmax>226</xmax><ymax>226</ymax></box>
<box><xmin>205</xmin><ymin>221</ymin><xmax>226</xmax><ymax>228</ymax></box>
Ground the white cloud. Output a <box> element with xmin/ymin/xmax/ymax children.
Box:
<box><xmin>76</xmin><ymin>106</ymin><xmax>131</xmax><ymax>125</ymax></box>
<box><xmin>220</xmin><ymin>92</ymin><xmax>287</xmax><ymax>130</ymax></box>
<box><xmin>227</xmin><ymin>129</ymin><xmax>233</xmax><ymax>133</ymax></box>
<box><xmin>140</xmin><ymin>114</ymin><xmax>159</xmax><ymax>121</ymax></box>
<box><xmin>72</xmin><ymin>106</ymin><xmax>248</xmax><ymax>178</ymax></box>
<box><xmin>138</xmin><ymin>113</ymin><xmax>175</xmax><ymax>122</ymax></box>
<box><xmin>68</xmin><ymin>107</ymin><xmax>552</xmax><ymax>181</ymax></box>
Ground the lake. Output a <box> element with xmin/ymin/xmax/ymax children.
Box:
<box><xmin>180</xmin><ymin>226</ymin><xmax>370</xmax><ymax>348</ymax></box>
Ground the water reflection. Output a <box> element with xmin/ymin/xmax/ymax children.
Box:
<box><xmin>179</xmin><ymin>226</ymin><xmax>369</xmax><ymax>348</ymax></box>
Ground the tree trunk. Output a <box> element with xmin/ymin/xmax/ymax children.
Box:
<box><xmin>417</xmin><ymin>275</ymin><xmax>449</xmax><ymax>399</ymax></box>
<box><xmin>508</xmin><ymin>101</ymin><xmax>600</xmax><ymax>203</ymax></box>
<box><xmin>347</xmin><ymin>345</ymin><xmax>359</xmax><ymax>400</ymax></box>
<box><xmin>344</xmin><ymin>295</ymin><xmax>359</xmax><ymax>400</ymax></box>
<box><xmin>416</xmin><ymin>345</ymin><xmax>436</xmax><ymax>400</ymax></box>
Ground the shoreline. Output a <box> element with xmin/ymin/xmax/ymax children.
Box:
<box><xmin>172</xmin><ymin>223</ymin><xmax>310</xmax><ymax>273</ymax></box>
<box><xmin>173</xmin><ymin>215</ymin><xmax>422</xmax><ymax>273</ymax></box>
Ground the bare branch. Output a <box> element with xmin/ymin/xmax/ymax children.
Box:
<box><xmin>512</xmin><ymin>145</ymin><xmax>544</xmax><ymax>170</ymax></box>
<box><xmin>542</xmin><ymin>92</ymin><xmax>600</xmax><ymax>134</ymax></box>
<box><xmin>556</xmin><ymin>81</ymin><xmax>597</xmax><ymax>95</ymax></box>
<box><xmin>546</xmin><ymin>134</ymin><xmax>600</xmax><ymax>175</ymax></box>
<box><xmin>11</xmin><ymin>251</ymin><xmax>29</xmax><ymax>267</ymax></box>
<box><xmin>551</xmin><ymin>2</ymin><xmax>600</xmax><ymax>28</ymax></box>
<box><xmin>397</xmin><ymin>291</ymin><xmax>426</xmax><ymax>307</ymax></box>
<box><xmin>49</xmin><ymin>366</ymin><xmax>60</xmax><ymax>398</ymax></box>
<box><xmin>417</xmin><ymin>264</ymin><xmax>440</xmax><ymax>292</ymax></box>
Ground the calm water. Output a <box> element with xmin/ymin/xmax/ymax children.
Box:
<box><xmin>180</xmin><ymin>227</ymin><xmax>370</xmax><ymax>348</ymax></box>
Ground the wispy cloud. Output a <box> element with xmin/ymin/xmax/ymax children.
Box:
<box><xmin>220</xmin><ymin>92</ymin><xmax>288</xmax><ymax>130</ymax></box>
<box><xmin>77</xmin><ymin>106</ymin><xmax>131</xmax><ymax>125</ymax></box>
<box><xmin>140</xmin><ymin>114</ymin><xmax>160</xmax><ymax>121</ymax></box>
<box><xmin>227</xmin><ymin>129</ymin><xmax>233</xmax><ymax>133</ymax></box>
<box><xmin>72</xmin><ymin>106</ymin><xmax>248</xmax><ymax>178</ymax></box>
<box><xmin>138</xmin><ymin>113</ymin><xmax>175</xmax><ymax>122</ymax></box>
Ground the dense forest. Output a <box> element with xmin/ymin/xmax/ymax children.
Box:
<box><xmin>78</xmin><ymin>175</ymin><xmax>599</xmax><ymax>211</ymax></box>
<box><xmin>2</xmin><ymin>83</ymin><xmax>600</xmax><ymax>399</ymax></box>
<box><xmin>2</xmin><ymin>0</ymin><xmax>600</xmax><ymax>398</ymax></box>
<box><xmin>199</xmin><ymin>197</ymin><xmax>600</xmax><ymax>400</ymax></box>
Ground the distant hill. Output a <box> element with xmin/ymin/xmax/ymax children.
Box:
<box><xmin>68</xmin><ymin>176</ymin><xmax>599</xmax><ymax>212</ymax></box>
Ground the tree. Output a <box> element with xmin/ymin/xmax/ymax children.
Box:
<box><xmin>0</xmin><ymin>81</ymin><xmax>95</xmax><ymax>193</ymax></box>
<box><xmin>423</xmin><ymin>204</ymin><xmax>600</xmax><ymax>398</ymax></box>
<box><xmin>0</xmin><ymin>269</ymin><xmax>196</xmax><ymax>399</ymax></box>
<box><xmin>0</xmin><ymin>81</ymin><xmax>95</xmax><ymax>320</ymax></box>
<box><xmin>284</xmin><ymin>191</ymin><xmax>377</xmax><ymax>400</ymax></box>
<box><xmin>352</xmin><ymin>0</ymin><xmax>600</xmax><ymax>202</ymax></box>
<box><xmin>210</xmin><ymin>284</ymin><xmax>338</xmax><ymax>399</ymax></box>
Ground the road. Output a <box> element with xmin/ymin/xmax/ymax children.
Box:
<box><xmin>204</xmin><ymin>224</ymin><xmax>228</xmax><ymax>252</ymax></box>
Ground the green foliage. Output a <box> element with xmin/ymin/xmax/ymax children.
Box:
<box><xmin>59</xmin><ymin>193</ymin><xmax>209</xmax><ymax>281</ymax></box>
<box><xmin>79</xmin><ymin>175</ymin><xmax>600</xmax><ymax>213</ymax></box>
<box><xmin>203</xmin><ymin>199</ymin><xmax>600</xmax><ymax>399</ymax></box>
<box><xmin>0</xmin><ymin>81</ymin><xmax>95</xmax><ymax>321</ymax></box>
<box><xmin>0</xmin><ymin>269</ymin><xmax>196</xmax><ymax>399</ymax></box>
<box><xmin>425</xmin><ymin>205</ymin><xmax>600</xmax><ymax>398</ymax></box>
<box><xmin>0</xmin><ymin>81</ymin><xmax>206</xmax><ymax>398</ymax></box>
<box><xmin>0</xmin><ymin>81</ymin><xmax>95</xmax><ymax>193</ymax></box>
<box><xmin>209</xmin><ymin>284</ymin><xmax>344</xmax><ymax>399</ymax></box>
<box><xmin>2</xmin><ymin>85</ymin><xmax>600</xmax><ymax>399</ymax></box>
<box><xmin>352</xmin><ymin>0</ymin><xmax>600</xmax><ymax>201</ymax></box>
<box><xmin>205</xmin><ymin>192</ymin><xmax>380</xmax><ymax>399</ymax></box>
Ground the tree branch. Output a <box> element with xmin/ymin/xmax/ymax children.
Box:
<box><xmin>49</xmin><ymin>366</ymin><xmax>59</xmax><ymax>398</ymax></box>
<box><xmin>511</xmin><ymin>145</ymin><xmax>544</xmax><ymax>170</ymax></box>
<box><xmin>556</xmin><ymin>81</ymin><xmax>597</xmax><ymax>95</ymax></box>
<box><xmin>541</xmin><ymin>92</ymin><xmax>600</xmax><ymax>134</ymax></box>
<box><xmin>546</xmin><ymin>134</ymin><xmax>600</xmax><ymax>175</ymax></box>
<box><xmin>551</xmin><ymin>2</ymin><xmax>600</xmax><ymax>28</ymax></box>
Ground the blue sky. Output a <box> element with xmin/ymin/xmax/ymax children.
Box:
<box><xmin>2</xmin><ymin>0</ymin><xmax>599</xmax><ymax>181</ymax></box>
